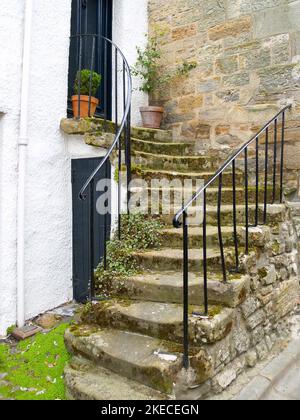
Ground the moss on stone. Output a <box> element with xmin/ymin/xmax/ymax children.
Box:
<box><xmin>188</xmin><ymin>305</ymin><xmax>222</xmax><ymax>318</ymax></box>
<box><xmin>0</xmin><ymin>324</ymin><xmax>70</xmax><ymax>400</ymax></box>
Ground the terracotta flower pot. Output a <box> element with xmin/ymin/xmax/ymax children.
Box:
<box><xmin>140</xmin><ymin>106</ymin><xmax>164</xmax><ymax>129</ymax></box>
<box><xmin>72</xmin><ymin>95</ymin><xmax>99</xmax><ymax>118</ymax></box>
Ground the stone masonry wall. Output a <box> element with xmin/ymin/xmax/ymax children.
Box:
<box><xmin>148</xmin><ymin>0</ymin><xmax>300</xmax><ymax>188</ymax></box>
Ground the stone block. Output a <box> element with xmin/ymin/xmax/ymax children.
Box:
<box><xmin>245</xmin><ymin>350</ymin><xmax>258</xmax><ymax>368</ymax></box>
<box><xmin>246</xmin><ymin>309</ymin><xmax>266</xmax><ymax>331</ymax></box>
<box><xmin>212</xmin><ymin>368</ymin><xmax>237</xmax><ymax>393</ymax></box>
<box><xmin>256</xmin><ymin>339</ymin><xmax>269</xmax><ymax>360</ymax></box>
<box><xmin>216</xmin><ymin>56</ymin><xmax>239</xmax><ymax>74</ymax></box>
<box><xmin>273</xmin><ymin>279</ymin><xmax>299</xmax><ymax>321</ymax></box>
<box><xmin>36</xmin><ymin>313</ymin><xmax>62</xmax><ymax>330</ymax></box>
<box><xmin>253</xmin><ymin>5</ymin><xmax>290</xmax><ymax>39</ymax></box>
<box><xmin>172</xmin><ymin>24</ymin><xmax>197</xmax><ymax>41</ymax></box>
<box><xmin>223</xmin><ymin>72</ymin><xmax>250</xmax><ymax>88</ymax></box>
<box><xmin>241</xmin><ymin>297</ymin><xmax>260</xmax><ymax>319</ymax></box>
<box><xmin>208</xmin><ymin>16</ymin><xmax>252</xmax><ymax>41</ymax></box>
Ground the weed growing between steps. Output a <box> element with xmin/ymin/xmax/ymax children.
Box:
<box><xmin>95</xmin><ymin>214</ymin><xmax>163</xmax><ymax>298</ymax></box>
<box><xmin>0</xmin><ymin>324</ymin><xmax>70</xmax><ymax>400</ymax></box>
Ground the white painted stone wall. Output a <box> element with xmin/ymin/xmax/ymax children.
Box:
<box><xmin>113</xmin><ymin>0</ymin><xmax>149</xmax><ymax>125</ymax></box>
<box><xmin>0</xmin><ymin>0</ymin><xmax>148</xmax><ymax>336</ymax></box>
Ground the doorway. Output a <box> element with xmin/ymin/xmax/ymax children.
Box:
<box><xmin>72</xmin><ymin>157</ymin><xmax>111</xmax><ymax>302</ymax></box>
<box><xmin>68</xmin><ymin>0</ymin><xmax>113</xmax><ymax>118</ymax></box>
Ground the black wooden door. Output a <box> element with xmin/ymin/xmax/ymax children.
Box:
<box><xmin>72</xmin><ymin>158</ymin><xmax>111</xmax><ymax>303</ymax></box>
<box><xmin>68</xmin><ymin>0</ymin><xmax>113</xmax><ymax>118</ymax></box>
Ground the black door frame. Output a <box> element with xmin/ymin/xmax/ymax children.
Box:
<box><xmin>68</xmin><ymin>0</ymin><xmax>113</xmax><ymax>119</ymax></box>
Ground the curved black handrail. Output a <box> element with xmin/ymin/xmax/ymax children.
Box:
<box><xmin>71</xmin><ymin>34</ymin><xmax>132</xmax><ymax>200</ymax></box>
<box><xmin>173</xmin><ymin>104</ymin><xmax>292</xmax><ymax>228</ymax></box>
<box><xmin>69</xmin><ymin>34</ymin><xmax>132</xmax><ymax>301</ymax></box>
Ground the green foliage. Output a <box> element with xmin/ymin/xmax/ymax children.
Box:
<box><xmin>95</xmin><ymin>214</ymin><xmax>164</xmax><ymax>295</ymax></box>
<box><xmin>6</xmin><ymin>325</ymin><xmax>16</xmax><ymax>336</ymax></box>
<box><xmin>121</xmin><ymin>213</ymin><xmax>163</xmax><ymax>250</ymax></box>
<box><xmin>132</xmin><ymin>32</ymin><xmax>197</xmax><ymax>94</ymax></box>
<box><xmin>104</xmin><ymin>240</ymin><xmax>139</xmax><ymax>277</ymax></box>
<box><xmin>0</xmin><ymin>323</ymin><xmax>70</xmax><ymax>400</ymax></box>
<box><xmin>74</xmin><ymin>69</ymin><xmax>101</xmax><ymax>96</ymax></box>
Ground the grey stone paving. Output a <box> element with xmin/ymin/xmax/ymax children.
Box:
<box><xmin>236</xmin><ymin>338</ymin><xmax>300</xmax><ymax>400</ymax></box>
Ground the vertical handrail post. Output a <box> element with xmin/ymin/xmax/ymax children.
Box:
<box><xmin>232</xmin><ymin>160</ymin><xmax>239</xmax><ymax>272</ymax></box>
<box><xmin>126</xmin><ymin>107</ymin><xmax>132</xmax><ymax>213</ymax></box>
<box><xmin>245</xmin><ymin>148</ymin><xmax>249</xmax><ymax>255</ymax></box>
<box><xmin>264</xmin><ymin>128</ymin><xmax>269</xmax><ymax>224</ymax></box>
<box><xmin>255</xmin><ymin>136</ymin><xmax>259</xmax><ymax>226</ymax></box>
<box><xmin>272</xmin><ymin>119</ymin><xmax>278</xmax><ymax>203</ymax></box>
<box><xmin>103</xmin><ymin>162</ymin><xmax>108</xmax><ymax>271</ymax></box>
<box><xmin>280</xmin><ymin>111</ymin><xmax>286</xmax><ymax>203</ymax></box>
<box><xmin>88</xmin><ymin>36</ymin><xmax>96</xmax><ymax>117</ymax></box>
<box><xmin>77</xmin><ymin>36</ymin><xmax>83</xmax><ymax>119</ymax></box>
<box><xmin>183</xmin><ymin>211</ymin><xmax>189</xmax><ymax>370</ymax></box>
<box><xmin>89</xmin><ymin>179</ymin><xmax>95</xmax><ymax>300</ymax></box>
<box><xmin>103</xmin><ymin>37</ymin><xmax>108</xmax><ymax>130</ymax></box>
<box><xmin>218</xmin><ymin>173</ymin><xmax>227</xmax><ymax>283</ymax></box>
<box><xmin>202</xmin><ymin>189</ymin><xmax>208</xmax><ymax>315</ymax></box>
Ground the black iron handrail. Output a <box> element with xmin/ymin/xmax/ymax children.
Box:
<box><xmin>173</xmin><ymin>104</ymin><xmax>292</xmax><ymax>369</ymax></box>
<box><xmin>71</xmin><ymin>34</ymin><xmax>132</xmax><ymax>301</ymax></box>
<box><xmin>173</xmin><ymin>104</ymin><xmax>292</xmax><ymax>228</ymax></box>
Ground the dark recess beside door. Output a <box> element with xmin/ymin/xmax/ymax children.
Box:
<box><xmin>68</xmin><ymin>0</ymin><xmax>113</xmax><ymax>118</ymax></box>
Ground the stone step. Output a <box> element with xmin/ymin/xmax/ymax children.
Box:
<box><xmin>161</xmin><ymin>226</ymin><xmax>239</xmax><ymax>248</ymax></box>
<box><xmin>81</xmin><ymin>300</ymin><xmax>234</xmax><ymax>346</ymax></box>
<box><xmin>133</xmin><ymin>168</ymin><xmax>245</xmax><ymax>186</ymax></box>
<box><xmin>158</xmin><ymin>203</ymin><xmax>286</xmax><ymax>226</ymax></box>
<box><xmin>131</xmin><ymin>127</ymin><xmax>173</xmax><ymax>143</ymax></box>
<box><xmin>132</xmin><ymin>247</ymin><xmax>235</xmax><ymax>272</ymax></box>
<box><xmin>131</xmin><ymin>186</ymin><xmax>276</xmax><ymax>206</ymax></box>
<box><xmin>131</xmin><ymin>138</ymin><xmax>195</xmax><ymax>156</ymax></box>
<box><xmin>132</xmin><ymin>151</ymin><xmax>216</xmax><ymax>172</ymax></box>
<box><xmin>65</xmin><ymin>326</ymin><xmax>213</xmax><ymax>394</ymax></box>
<box><xmin>105</xmin><ymin>271</ymin><xmax>250</xmax><ymax>308</ymax></box>
<box><xmin>65</xmin><ymin>356</ymin><xmax>168</xmax><ymax>400</ymax></box>
<box><xmin>65</xmin><ymin>326</ymin><xmax>181</xmax><ymax>395</ymax></box>
<box><xmin>160</xmin><ymin>225</ymin><xmax>271</xmax><ymax>249</ymax></box>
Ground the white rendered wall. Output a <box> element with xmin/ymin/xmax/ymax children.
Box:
<box><xmin>113</xmin><ymin>0</ymin><xmax>149</xmax><ymax>125</ymax></box>
<box><xmin>0</xmin><ymin>0</ymin><xmax>25</xmax><ymax>335</ymax></box>
<box><xmin>0</xmin><ymin>0</ymin><xmax>148</xmax><ymax>336</ymax></box>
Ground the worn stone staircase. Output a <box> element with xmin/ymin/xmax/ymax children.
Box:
<box><xmin>63</xmin><ymin>122</ymin><xmax>299</xmax><ymax>400</ymax></box>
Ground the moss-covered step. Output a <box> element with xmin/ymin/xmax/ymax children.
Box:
<box><xmin>64</xmin><ymin>326</ymin><xmax>213</xmax><ymax>394</ymax></box>
<box><xmin>133</xmin><ymin>168</ymin><xmax>245</xmax><ymax>186</ymax></box>
<box><xmin>65</xmin><ymin>356</ymin><xmax>167</xmax><ymax>400</ymax></box>
<box><xmin>132</xmin><ymin>247</ymin><xmax>236</xmax><ymax>272</ymax></box>
<box><xmin>132</xmin><ymin>151</ymin><xmax>216</xmax><ymax>172</ymax></box>
<box><xmin>160</xmin><ymin>225</ymin><xmax>272</xmax><ymax>249</ymax></box>
<box><xmin>131</xmin><ymin>186</ymin><xmax>275</xmax><ymax>208</ymax></box>
<box><xmin>104</xmin><ymin>271</ymin><xmax>250</xmax><ymax>308</ymax></box>
<box><xmin>80</xmin><ymin>300</ymin><xmax>234</xmax><ymax>346</ymax></box>
<box><xmin>60</xmin><ymin>118</ymin><xmax>173</xmax><ymax>142</ymax></box>
<box><xmin>160</xmin><ymin>226</ymin><xmax>239</xmax><ymax>248</ymax></box>
<box><xmin>159</xmin><ymin>203</ymin><xmax>286</xmax><ymax>226</ymax></box>
<box><xmin>131</xmin><ymin>138</ymin><xmax>195</xmax><ymax>156</ymax></box>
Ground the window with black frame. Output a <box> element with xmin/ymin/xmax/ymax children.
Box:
<box><xmin>67</xmin><ymin>0</ymin><xmax>113</xmax><ymax>119</ymax></box>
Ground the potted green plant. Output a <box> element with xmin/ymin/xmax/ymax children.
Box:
<box><xmin>132</xmin><ymin>33</ymin><xmax>197</xmax><ymax>129</ymax></box>
<box><xmin>72</xmin><ymin>69</ymin><xmax>102</xmax><ymax>118</ymax></box>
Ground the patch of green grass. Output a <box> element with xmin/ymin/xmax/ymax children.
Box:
<box><xmin>0</xmin><ymin>323</ymin><xmax>70</xmax><ymax>400</ymax></box>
